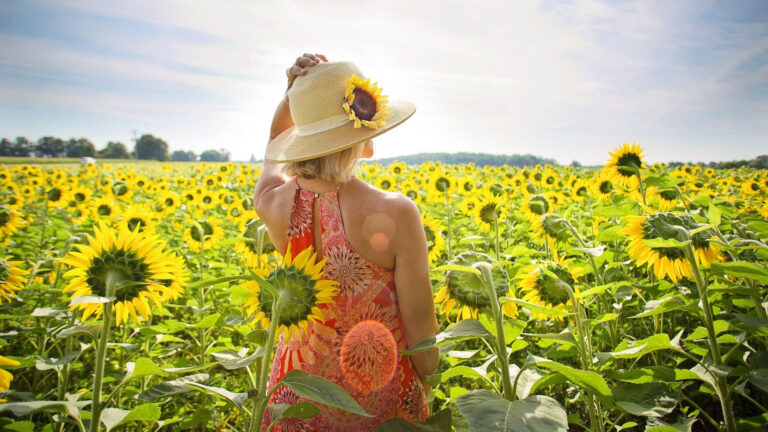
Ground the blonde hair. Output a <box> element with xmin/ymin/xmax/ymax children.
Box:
<box><xmin>283</xmin><ymin>142</ymin><xmax>365</xmax><ymax>183</ymax></box>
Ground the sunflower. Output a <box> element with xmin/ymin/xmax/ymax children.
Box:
<box><xmin>399</xmin><ymin>181</ymin><xmax>422</xmax><ymax>203</ymax></box>
<box><xmin>0</xmin><ymin>257</ymin><xmax>29</xmax><ymax>304</ymax></box>
<box><xmin>45</xmin><ymin>185</ymin><xmax>70</xmax><ymax>208</ymax></box>
<box><xmin>605</xmin><ymin>142</ymin><xmax>646</xmax><ymax>187</ymax></box>
<box><xmin>235</xmin><ymin>218</ymin><xmax>277</xmax><ymax>270</ymax></box>
<box><xmin>243</xmin><ymin>245</ymin><xmax>338</xmax><ymax>342</ymax></box>
<box><xmin>343</xmin><ymin>74</ymin><xmax>389</xmax><ymax>129</ymax></box>
<box><xmin>90</xmin><ymin>197</ymin><xmax>120</xmax><ymax>221</ymax></box>
<box><xmin>389</xmin><ymin>161</ymin><xmax>407</xmax><ymax>177</ymax></box>
<box><xmin>434</xmin><ymin>251</ymin><xmax>514</xmax><ymax>322</ymax></box>
<box><xmin>516</xmin><ymin>260</ymin><xmax>578</xmax><ymax>321</ymax></box>
<box><xmin>621</xmin><ymin>212</ymin><xmax>720</xmax><ymax>282</ymax></box>
<box><xmin>459</xmin><ymin>195</ymin><xmax>479</xmax><ymax>219</ymax></box>
<box><xmin>61</xmin><ymin>222</ymin><xmax>186</xmax><ymax>327</ymax></box>
<box><xmin>0</xmin><ymin>205</ymin><xmax>26</xmax><ymax>242</ymax></box>
<box><xmin>0</xmin><ymin>352</ymin><xmax>20</xmax><ymax>396</ymax></box>
<box><xmin>647</xmin><ymin>187</ymin><xmax>679</xmax><ymax>211</ymax></box>
<box><xmin>157</xmin><ymin>191</ymin><xmax>181</xmax><ymax>216</ymax></box>
<box><xmin>119</xmin><ymin>204</ymin><xmax>157</xmax><ymax>234</ymax></box>
<box><xmin>70</xmin><ymin>186</ymin><xmax>92</xmax><ymax>205</ymax></box>
<box><xmin>427</xmin><ymin>172</ymin><xmax>454</xmax><ymax>199</ymax></box>
<box><xmin>110</xmin><ymin>181</ymin><xmax>133</xmax><ymax>202</ymax></box>
<box><xmin>591</xmin><ymin>175</ymin><xmax>615</xmax><ymax>201</ymax></box>
<box><xmin>421</xmin><ymin>212</ymin><xmax>446</xmax><ymax>266</ymax></box>
<box><xmin>531</xmin><ymin>214</ymin><xmax>570</xmax><ymax>251</ymax></box>
<box><xmin>521</xmin><ymin>194</ymin><xmax>551</xmax><ymax>222</ymax></box>
<box><xmin>376</xmin><ymin>175</ymin><xmax>397</xmax><ymax>192</ymax></box>
<box><xmin>183</xmin><ymin>217</ymin><xmax>224</xmax><ymax>253</ymax></box>
<box><xmin>472</xmin><ymin>191</ymin><xmax>504</xmax><ymax>232</ymax></box>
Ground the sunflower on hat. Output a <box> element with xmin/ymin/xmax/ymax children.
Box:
<box><xmin>343</xmin><ymin>74</ymin><xmax>389</xmax><ymax>129</ymax></box>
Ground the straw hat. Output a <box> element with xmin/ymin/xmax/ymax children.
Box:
<box><xmin>265</xmin><ymin>61</ymin><xmax>416</xmax><ymax>163</ymax></box>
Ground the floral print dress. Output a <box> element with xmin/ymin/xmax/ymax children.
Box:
<box><xmin>262</xmin><ymin>182</ymin><xmax>428</xmax><ymax>431</ymax></box>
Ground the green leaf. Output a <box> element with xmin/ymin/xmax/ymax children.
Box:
<box><xmin>748</xmin><ymin>369</ymin><xmax>768</xmax><ymax>393</ymax></box>
<box><xmin>613</xmin><ymin>382</ymin><xmax>680</xmax><ymax>417</ymax></box>
<box><xmin>122</xmin><ymin>358</ymin><xmax>169</xmax><ymax>383</ymax></box>
<box><xmin>645</xmin><ymin>416</ymin><xmax>696</xmax><ymax>432</ymax></box>
<box><xmin>69</xmin><ymin>295</ymin><xmax>113</xmax><ymax>306</ymax></box>
<box><xmin>643</xmin><ymin>238</ymin><xmax>690</xmax><ymax>249</ymax></box>
<box><xmin>0</xmin><ymin>401</ymin><xmax>90</xmax><ymax>417</ymax></box>
<box><xmin>600</xmin><ymin>334</ymin><xmax>677</xmax><ymax>362</ymax></box>
<box><xmin>645</xmin><ymin>174</ymin><xmax>684</xmax><ymax>188</ymax></box>
<box><xmin>572</xmin><ymin>245</ymin><xmax>606</xmax><ymax>257</ymax></box>
<box><xmin>506</xmin><ymin>299</ymin><xmax>570</xmax><ymax>318</ymax></box>
<box><xmin>30</xmin><ymin>307</ymin><xmax>65</xmax><ymax>318</ymax></box>
<box><xmin>3</xmin><ymin>421</ymin><xmax>36</xmax><ymax>432</ymax></box>
<box><xmin>456</xmin><ymin>390</ymin><xmax>568</xmax><ymax>432</ymax></box>
<box><xmin>101</xmin><ymin>403</ymin><xmax>160</xmax><ymax>432</ymax></box>
<box><xmin>708</xmin><ymin>204</ymin><xmax>721</xmax><ymax>227</ymax></box>
<box><xmin>211</xmin><ymin>349</ymin><xmax>264</xmax><ymax>370</ymax></box>
<box><xmin>186</xmin><ymin>382</ymin><xmax>248</xmax><ymax>411</ymax></box>
<box><xmin>278</xmin><ymin>370</ymin><xmax>371</xmax><ymax>417</ymax></box>
<box><xmin>631</xmin><ymin>296</ymin><xmax>687</xmax><ymax>319</ymax></box>
<box><xmin>401</xmin><ymin>319</ymin><xmax>492</xmax><ymax>355</ymax></box>
<box><xmin>525</xmin><ymin>355</ymin><xmax>612</xmax><ymax>400</ymax></box>
<box><xmin>440</xmin><ymin>366</ymin><xmax>496</xmax><ymax>389</ymax></box>
<box><xmin>734</xmin><ymin>314</ymin><xmax>768</xmax><ymax>337</ymax></box>
<box><xmin>137</xmin><ymin>373</ymin><xmax>209</xmax><ymax>401</ymax></box>
<box><xmin>56</xmin><ymin>325</ymin><xmax>101</xmax><ymax>340</ymax></box>
<box><xmin>35</xmin><ymin>351</ymin><xmax>81</xmax><ymax>371</ymax></box>
<box><xmin>522</xmin><ymin>330</ymin><xmax>577</xmax><ymax>347</ymax></box>
<box><xmin>432</xmin><ymin>264</ymin><xmax>481</xmax><ymax>276</ymax></box>
<box><xmin>711</xmin><ymin>261</ymin><xmax>768</xmax><ymax>284</ymax></box>
<box><xmin>195</xmin><ymin>313</ymin><xmax>224</xmax><ymax>328</ymax></box>
<box><xmin>269</xmin><ymin>402</ymin><xmax>320</xmax><ymax>423</ymax></box>
<box><xmin>596</xmin><ymin>225</ymin><xmax>627</xmax><ymax>242</ymax></box>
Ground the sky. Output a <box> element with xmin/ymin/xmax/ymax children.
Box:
<box><xmin>0</xmin><ymin>0</ymin><xmax>767</xmax><ymax>166</ymax></box>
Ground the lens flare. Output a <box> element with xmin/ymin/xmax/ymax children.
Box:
<box><xmin>340</xmin><ymin>320</ymin><xmax>398</xmax><ymax>392</ymax></box>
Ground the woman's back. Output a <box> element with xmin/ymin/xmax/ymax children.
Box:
<box><xmin>261</xmin><ymin>177</ymin><xmax>428</xmax><ymax>430</ymax></box>
<box><xmin>260</xmin><ymin>176</ymin><xmax>410</xmax><ymax>270</ymax></box>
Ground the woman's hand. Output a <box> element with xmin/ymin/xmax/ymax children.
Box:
<box><xmin>286</xmin><ymin>53</ymin><xmax>328</xmax><ymax>92</ymax></box>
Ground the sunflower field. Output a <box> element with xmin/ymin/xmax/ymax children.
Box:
<box><xmin>0</xmin><ymin>143</ymin><xmax>767</xmax><ymax>432</ymax></box>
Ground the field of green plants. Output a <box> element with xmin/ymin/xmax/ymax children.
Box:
<box><xmin>0</xmin><ymin>143</ymin><xmax>766</xmax><ymax>431</ymax></box>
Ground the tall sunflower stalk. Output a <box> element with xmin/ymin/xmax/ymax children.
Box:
<box><xmin>61</xmin><ymin>222</ymin><xmax>186</xmax><ymax>432</ymax></box>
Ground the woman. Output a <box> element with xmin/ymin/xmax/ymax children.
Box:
<box><xmin>253</xmin><ymin>53</ymin><xmax>439</xmax><ymax>431</ymax></box>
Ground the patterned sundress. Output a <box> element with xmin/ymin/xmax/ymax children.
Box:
<box><xmin>262</xmin><ymin>181</ymin><xmax>429</xmax><ymax>431</ymax></box>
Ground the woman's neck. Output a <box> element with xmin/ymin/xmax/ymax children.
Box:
<box><xmin>295</xmin><ymin>176</ymin><xmax>350</xmax><ymax>193</ymax></box>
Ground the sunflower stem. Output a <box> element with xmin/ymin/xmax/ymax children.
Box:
<box><xmin>684</xmin><ymin>243</ymin><xmax>736</xmax><ymax>432</ymax></box>
<box><xmin>493</xmin><ymin>217</ymin><xmax>500</xmax><ymax>261</ymax></box>
<box><xmin>477</xmin><ymin>263</ymin><xmax>513</xmax><ymax>401</ymax></box>
<box><xmin>444</xmin><ymin>196</ymin><xmax>453</xmax><ymax>260</ymax></box>
<box><xmin>566</xmin><ymin>284</ymin><xmax>602</xmax><ymax>432</ymax></box>
<box><xmin>631</xmin><ymin>166</ymin><xmax>647</xmax><ymax>206</ymax></box>
<box><xmin>564</xmin><ymin>220</ymin><xmax>604</xmax><ymax>286</ymax></box>
<box><xmin>89</xmin><ymin>271</ymin><xmax>117</xmax><ymax>432</ymax></box>
<box><xmin>250</xmin><ymin>292</ymin><xmax>283</xmax><ymax>432</ymax></box>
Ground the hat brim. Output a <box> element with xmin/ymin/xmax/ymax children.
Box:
<box><xmin>265</xmin><ymin>100</ymin><xmax>416</xmax><ymax>163</ymax></box>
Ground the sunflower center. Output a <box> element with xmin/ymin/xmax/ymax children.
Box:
<box><xmin>0</xmin><ymin>208</ymin><xmax>9</xmax><ymax>228</ymax></box>
<box><xmin>434</xmin><ymin>177</ymin><xmax>451</xmax><ymax>192</ymax></box>
<box><xmin>617</xmin><ymin>153</ymin><xmax>642</xmax><ymax>177</ymax></box>
<box><xmin>127</xmin><ymin>217</ymin><xmax>146</xmax><ymax>232</ymax></box>
<box><xmin>47</xmin><ymin>188</ymin><xmax>62</xmax><ymax>202</ymax></box>
<box><xmin>203</xmin><ymin>196</ymin><xmax>212</xmax><ymax>205</ymax></box>
<box><xmin>74</xmin><ymin>192</ymin><xmax>86</xmax><ymax>202</ymax></box>
<box><xmin>405</xmin><ymin>189</ymin><xmax>418</xmax><ymax>200</ymax></box>
<box><xmin>599</xmin><ymin>180</ymin><xmax>613</xmax><ymax>194</ymax></box>
<box><xmin>164</xmin><ymin>198</ymin><xmax>175</xmax><ymax>207</ymax></box>
<box><xmin>659</xmin><ymin>189</ymin><xmax>677</xmax><ymax>201</ymax></box>
<box><xmin>534</xmin><ymin>173</ymin><xmax>543</xmax><ymax>182</ymax></box>
<box><xmin>86</xmin><ymin>249</ymin><xmax>150</xmax><ymax>300</ymax></box>
<box><xmin>263</xmin><ymin>267</ymin><xmax>318</xmax><ymax>327</ymax></box>
<box><xmin>351</xmin><ymin>89</ymin><xmax>376</xmax><ymax>121</ymax></box>
<box><xmin>113</xmin><ymin>182</ymin><xmax>128</xmax><ymax>196</ymax></box>
<box><xmin>191</xmin><ymin>221</ymin><xmax>213</xmax><ymax>242</ymax></box>
<box><xmin>98</xmin><ymin>204</ymin><xmax>112</xmax><ymax>216</ymax></box>
<box><xmin>381</xmin><ymin>180</ymin><xmax>391</xmax><ymax>190</ymax></box>
<box><xmin>576</xmin><ymin>186</ymin><xmax>588</xmax><ymax>197</ymax></box>
<box><xmin>546</xmin><ymin>176</ymin><xmax>555</xmax><ymax>185</ymax></box>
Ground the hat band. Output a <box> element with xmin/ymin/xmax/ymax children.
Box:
<box><xmin>294</xmin><ymin>114</ymin><xmax>350</xmax><ymax>137</ymax></box>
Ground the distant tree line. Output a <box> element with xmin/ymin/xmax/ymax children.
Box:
<box><xmin>376</xmin><ymin>152</ymin><xmax>558</xmax><ymax>167</ymax></box>
<box><xmin>0</xmin><ymin>134</ymin><xmax>230</xmax><ymax>162</ymax></box>
<box><xmin>668</xmin><ymin>155</ymin><xmax>768</xmax><ymax>170</ymax></box>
